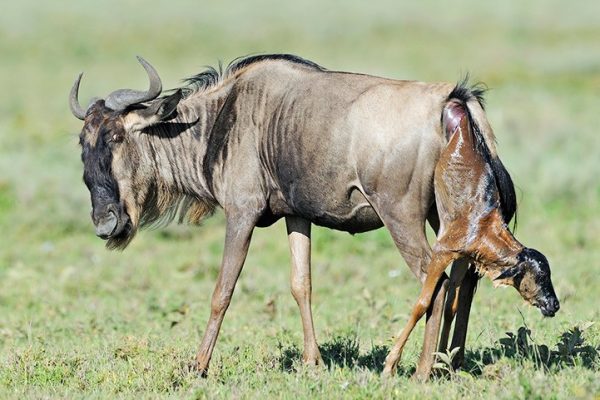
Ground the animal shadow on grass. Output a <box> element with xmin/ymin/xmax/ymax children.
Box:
<box><xmin>277</xmin><ymin>326</ymin><xmax>598</xmax><ymax>377</ymax></box>
<box><xmin>278</xmin><ymin>335</ymin><xmax>412</xmax><ymax>375</ymax></box>
<box><xmin>463</xmin><ymin>325</ymin><xmax>599</xmax><ymax>375</ymax></box>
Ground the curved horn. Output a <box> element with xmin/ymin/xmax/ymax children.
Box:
<box><xmin>104</xmin><ymin>56</ymin><xmax>163</xmax><ymax>111</ymax></box>
<box><xmin>69</xmin><ymin>73</ymin><xmax>86</xmax><ymax>120</ymax></box>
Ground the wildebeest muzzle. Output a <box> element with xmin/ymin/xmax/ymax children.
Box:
<box><xmin>92</xmin><ymin>202</ymin><xmax>129</xmax><ymax>240</ymax></box>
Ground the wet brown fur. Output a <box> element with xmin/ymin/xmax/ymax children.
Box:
<box><xmin>382</xmin><ymin>98</ymin><xmax>556</xmax><ymax>375</ymax></box>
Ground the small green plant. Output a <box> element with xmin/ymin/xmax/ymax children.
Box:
<box><xmin>433</xmin><ymin>347</ymin><xmax>461</xmax><ymax>375</ymax></box>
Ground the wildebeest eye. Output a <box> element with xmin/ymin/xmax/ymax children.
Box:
<box><xmin>111</xmin><ymin>133</ymin><xmax>124</xmax><ymax>143</ymax></box>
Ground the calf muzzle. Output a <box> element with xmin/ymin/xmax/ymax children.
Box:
<box><xmin>539</xmin><ymin>296</ymin><xmax>560</xmax><ymax>317</ymax></box>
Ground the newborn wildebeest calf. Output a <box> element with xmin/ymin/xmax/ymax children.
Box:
<box><xmin>382</xmin><ymin>89</ymin><xmax>560</xmax><ymax>376</ymax></box>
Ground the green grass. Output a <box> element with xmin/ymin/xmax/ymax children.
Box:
<box><xmin>1</xmin><ymin>1</ymin><xmax>599</xmax><ymax>398</ymax></box>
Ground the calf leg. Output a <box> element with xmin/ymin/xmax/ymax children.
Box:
<box><xmin>382</xmin><ymin>216</ymin><xmax>448</xmax><ymax>380</ymax></box>
<box><xmin>286</xmin><ymin>216</ymin><xmax>323</xmax><ymax>366</ymax></box>
<box><xmin>194</xmin><ymin>215</ymin><xmax>255</xmax><ymax>376</ymax></box>
<box><xmin>411</xmin><ymin>205</ymin><xmax>452</xmax><ymax>381</ymax></box>
<box><xmin>383</xmin><ymin>249</ymin><xmax>457</xmax><ymax>376</ymax></box>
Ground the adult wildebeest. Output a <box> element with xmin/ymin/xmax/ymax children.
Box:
<box><xmin>69</xmin><ymin>54</ymin><xmax>513</xmax><ymax>378</ymax></box>
<box><xmin>382</xmin><ymin>94</ymin><xmax>559</xmax><ymax>375</ymax></box>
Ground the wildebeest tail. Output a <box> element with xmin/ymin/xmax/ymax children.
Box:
<box><xmin>443</xmin><ymin>78</ymin><xmax>517</xmax><ymax>228</ymax></box>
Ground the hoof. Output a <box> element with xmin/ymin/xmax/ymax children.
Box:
<box><xmin>411</xmin><ymin>370</ymin><xmax>430</xmax><ymax>382</ymax></box>
<box><xmin>451</xmin><ymin>357</ymin><xmax>465</xmax><ymax>371</ymax></box>
<box><xmin>413</xmin><ymin>362</ymin><xmax>433</xmax><ymax>382</ymax></box>
<box><xmin>188</xmin><ymin>361</ymin><xmax>209</xmax><ymax>378</ymax></box>
<box><xmin>381</xmin><ymin>365</ymin><xmax>396</xmax><ymax>379</ymax></box>
<box><xmin>382</xmin><ymin>352</ymin><xmax>400</xmax><ymax>378</ymax></box>
<box><xmin>303</xmin><ymin>354</ymin><xmax>325</xmax><ymax>368</ymax></box>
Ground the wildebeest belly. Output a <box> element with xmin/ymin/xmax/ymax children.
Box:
<box><xmin>260</xmin><ymin>185</ymin><xmax>383</xmax><ymax>233</ymax></box>
<box><xmin>310</xmin><ymin>199</ymin><xmax>383</xmax><ymax>234</ymax></box>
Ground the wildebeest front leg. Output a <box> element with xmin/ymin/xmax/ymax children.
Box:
<box><xmin>286</xmin><ymin>216</ymin><xmax>323</xmax><ymax>366</ymax></box>
<box><xmin>383</xmin><ymin>249</ymin><xmax>457</xmax><ymax>377</ymax></box>
<box><xmin>194</xmin><ymin>215</ymin><xmax>255</xmax><ymax>376</ymax></box>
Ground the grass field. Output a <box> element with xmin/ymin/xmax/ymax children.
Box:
<box><xmin>1</xmin><ymin>1</ymin><xmax>599</xmax><ymax>398</ymax></box>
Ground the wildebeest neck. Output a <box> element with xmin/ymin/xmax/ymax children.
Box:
<box><xmin>128</xmin><ymin>91</ymin><xmax>230</xmax><ymax>228</ymax></box>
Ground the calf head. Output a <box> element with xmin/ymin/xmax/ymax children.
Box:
<box><xmin>494</xmin><ymin>248</ymin><xmax>560</xmax><ymax>317</ymax></box>
<box><xmin>70</xmin><ymin>57</ymin><xmax>182</xmax><ymax>249</ymax></box>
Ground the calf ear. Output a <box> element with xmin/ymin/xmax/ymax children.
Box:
<box><xmin>493</xmin><ymin>265</ymin><xmax>522</xmax><ymax>287</ymax></box>
<box><xmin>125</xmin><ymin>90</ymin><xmax>183</xmax><ymax>130</ymax></box>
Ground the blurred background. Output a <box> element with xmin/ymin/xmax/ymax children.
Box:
<box><xmin>0</xmin><ymin>0</ymin><xmax>598</xmax><ymax>396</ymax></box>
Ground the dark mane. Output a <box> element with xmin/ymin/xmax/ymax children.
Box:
<box><xmin>180</xmin><ymin>54</ymin><xmax>324</xmax><ymax>97</ymax></box>
<box><xmin>447</xmin><ymin>78</ymin><xmax>518</xmax><ymax>229</ymax></box>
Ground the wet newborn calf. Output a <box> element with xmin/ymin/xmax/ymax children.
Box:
<box><xmin>382</xmin><ymin>96</ymin><xmax>560</xmax><ymax>376</ymax></box>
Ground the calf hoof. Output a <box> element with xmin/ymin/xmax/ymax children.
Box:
<box><xmin>188</xmin><ymin>360</ymin><xmax>209</xmax><ymax>378</ymax></box>
<box><xmin>381</xmin><ymin>361</ymin><xmax>397</xmax><ymax>378</ymax></box>
<box><xmin>381</xmin><ymin>367</ymin><xmax>395</xmax><ymax>379</ymax></box>
<box><xmin>382</xmin><ymin>350</ymin><xmax>402</xmax><ymax>378</ymax></box>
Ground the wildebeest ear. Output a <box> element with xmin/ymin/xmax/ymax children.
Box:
<box><xmin>141</xmin><ymin>89</ymin><xmax>183</xmax><ymax>121</ymax></box>
<box><xmin>127</xmin><ymin>90</ymin><xmax>183</xmax><ymax>130</ymax></box>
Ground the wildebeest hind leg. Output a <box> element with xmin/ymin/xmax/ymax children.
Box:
<box><xmin>377</xmin><ymin>209</ymin><xmax>448</xmax><ymax>379</ymax></box>
<box><xmin>383</xmin><ymin>249</ymin><xmax>457</xmax><ymax>376</ymax></box>
<box><xmin>286</xmin><ymin>216</ymin><xmax>323</xmax><ymax>366</ymax></box>
<box><xmin>194</xmin><ymin>215</ymin><xmax>256</xmax><ymax>376</ymax></box>
<box><xmin>449</xmin><ymin>267</ymin><xmax>478</xmax><ymax>370</ymax></box>
<box><xmin>438</xmin><ymin>258</ymin><xmax>469</xmax><ymax>354</ymax></box>
<box><xmin>414</xmin><ymin>277</ymin><xmax>448</xmax><ymax>381</ymax></box>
